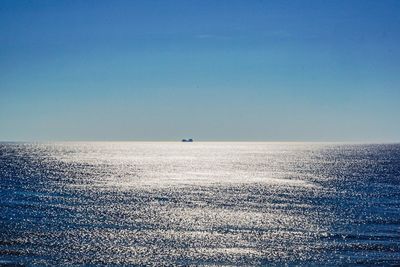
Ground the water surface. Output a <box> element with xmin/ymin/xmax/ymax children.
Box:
<box><xmin>1</xmin><ymin>142</ymin><xmax>399</xmax><ymax>265</ymax></box>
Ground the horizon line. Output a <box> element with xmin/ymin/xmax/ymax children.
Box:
<box><xmin>1</xmin><ymin>140</ymin><xmax>399</xmax><ymax>144</ymax></box>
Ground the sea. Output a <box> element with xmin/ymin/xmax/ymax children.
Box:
<box><xmin>0</xmin><ymin>142</ymin><xmax>399</xmax><ymax>266</ymax></box>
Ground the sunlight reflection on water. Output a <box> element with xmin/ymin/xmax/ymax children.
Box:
<box><xmin>1</xmin><ymin>142</ymin><xmax>399</xmax><ymax>265</ymax></box>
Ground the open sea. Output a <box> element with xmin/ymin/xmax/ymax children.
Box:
<box><xmin>0</xmin><ymin>142</ymin><xmax>399</xmax><ymax>266</ymax></box>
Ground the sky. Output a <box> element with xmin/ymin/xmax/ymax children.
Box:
<box><xmin>1</xmin><ymin>0</ymin><xmax>400</xmax><ymax>141</ymax></box>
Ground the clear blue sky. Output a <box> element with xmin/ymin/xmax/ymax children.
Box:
<box><xmin>1</xmin><ymin>0</ymin><xmax>399</xmax><ymax>141</ymax></box>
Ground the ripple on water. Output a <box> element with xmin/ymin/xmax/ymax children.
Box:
<box><xmin>0</xmin><ymin>142</ymin><xmax>399</xmax><ymax>265</ymax></box>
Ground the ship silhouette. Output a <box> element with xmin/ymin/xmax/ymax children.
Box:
<box><xmin>181</xmin><ymin>139</ymin><xmax>193</xmax><ymax>142</ymax></box>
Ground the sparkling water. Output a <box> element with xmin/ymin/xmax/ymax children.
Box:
<box><xmin>1</xmin><ymin>142</ymin><xmax>399</xmax><ymax>265</ymax></box>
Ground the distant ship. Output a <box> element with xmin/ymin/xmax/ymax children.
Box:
<box><xmin>182</xmin><ymin>139</ymin><xmax>193</xmax><ymax>142</ymax></box>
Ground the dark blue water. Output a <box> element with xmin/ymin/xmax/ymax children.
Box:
<box><xmin>1</xmin><ymin>142</ymin><xmax>399</xmax><ymax>265</ymax></box>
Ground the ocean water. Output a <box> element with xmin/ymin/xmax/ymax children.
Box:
<box><xmin>0</xmin><ymin>142</ymin><xmax>399</xmax><ymax>266</ymax></box>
